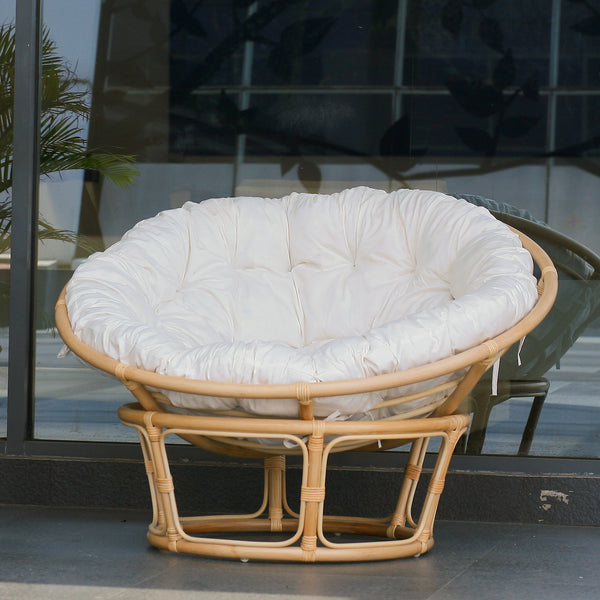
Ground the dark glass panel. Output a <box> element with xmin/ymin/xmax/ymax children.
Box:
<box><xmin>405</xmin><ymin>91</ymin><xmax>546</xmax><ymax>157</ymax></box>
<box><xmin>245</xmin><ymin>93</ymin><xmax>392</xmax><ymax>157</ymax></box>
<box><xmin>405</xmin><ymin>0</ymin><xmax>551</xmax><ymax>88</ymax></box>
<box><xmin>554</xmin><ymin>95</ymin><xmax>600</xmax><ymax>158</ymax></box>
<box><xmin>559</xmin><ymin>0</ymin><xmax>600</xmax><ymax>87</ymax></box>
<box><xmin>169</xmin><ymin>0</ymin><xmax>244</xmax><ymax>88</ymax></box>
<box><xmin>169</xmin><ymin>92</ymin><xmax>239</xmax><ymax>157</ymax></box>
<box><xmin>249</xmin><ymin>0</ymin><xmax>397</xmax><ymax>86</ymax></box>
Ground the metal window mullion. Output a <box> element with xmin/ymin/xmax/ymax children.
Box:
<box><xmin>392</xmin><ymin>0</ymin><xmax>408</xmax><ymax>120</ymax></box>
<box><xmin>6</xmin><ymin>0</ymin><xmax>42</xmax><ymax>454</ymax></box>
<box><xmin>544</xmin><ymin>0</ymin><xmax>562</xmax><ymax>223</ymax></box>
<box><xmin>232</xmin><ymin>0</ymin><xmax>258</xmax><ymax>196</ymax></box>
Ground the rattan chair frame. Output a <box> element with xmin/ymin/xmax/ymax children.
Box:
<box><xmin>55</xmin><ymin>228</ymin><xmax>557</xmax><ymax>562</ymax></box>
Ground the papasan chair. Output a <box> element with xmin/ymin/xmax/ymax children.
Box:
<box><xmin>55</xmin><ymin>187</ymin><xmax>557</xmax><ymax>562</ymax></box>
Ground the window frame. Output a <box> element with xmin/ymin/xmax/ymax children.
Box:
<box><xmin>1</xmin><ymin>0</ymin><xmax>598</xmax><ymax>476</ymax></box>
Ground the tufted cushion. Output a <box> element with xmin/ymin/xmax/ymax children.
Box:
<box><xmin>65</xmin><ymin>187</ymin><xmax>538</xmax><ymax>417</ymax></box>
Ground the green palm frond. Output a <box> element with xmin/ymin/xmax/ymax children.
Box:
<box><xmin>41</xmin><ymin>151</ymin><xmax>139</xmax><ymax>187</ymax></box>
<box><xmin>0</xmin><ymin>198</ymin><xmax>95</xmax><ymax>255</ymax></box>
<box><xmin>0</xmin><ymin>22</ymin><xmax>138</xmax><ymax>256</ymax></box>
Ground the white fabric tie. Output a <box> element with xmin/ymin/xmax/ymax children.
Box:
<box><xmin>517</xmin><ymin>336</ymin><xmax>526</xmax><ymax>366</ymax></box>
<box><xmin>491</xmin><ymin>358</ymin><xmax>500</xmax><ymax>397</ymax></box>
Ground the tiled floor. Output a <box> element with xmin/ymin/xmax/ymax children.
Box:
<box><xmin>1</xmin><ymin>505</ymin><xmax>598</xmax><ymax>599</ymax></box>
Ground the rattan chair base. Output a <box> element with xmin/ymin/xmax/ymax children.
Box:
<box><xmin>119</xmin><ymin>402</ymin><xmax>470</xmax><ymax>562</ymax></box>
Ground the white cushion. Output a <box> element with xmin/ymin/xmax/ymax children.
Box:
<box><xmin>66</xmin><ymin>187</ymin><xmax>538</xmax><ymax>417</ymax></box>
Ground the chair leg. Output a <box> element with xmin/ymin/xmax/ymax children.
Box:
<box><xmin>132</xmin><ymin>425</ymin><xmax>165</xmax><ymax>535</ymax></box>
<box><xmin>387</xmin><ymin>418</ymin><xmax>468</xmax><ymax>555</ymax></box>
<box><xmin>143</xmin><ymin>419</ymin><xmax>185</xmax><ymax>551</ymax></box>
<box><xmin>299</xmin><ymin>421</ymin><xmax>326</xmax><ymax>562</ymax></box>
<box><xmin>264</xmin><ymin>455</ymin><xmax>286</xmax><ymax>531</ymax></box>
<box><xmin>388</xmin><ymin>436</ymin><xmax>429</xmax><ymax>532</ymax></box>
<box><xmin>518</xmin><ymin>392</ymin><xmax>548</xmax><ymax>456</ymax></box>
<box><xmin>466</xmin><ymin>391</ymin><xmax>497</xmax><ymax>455</ymax></box>
<box><xmin>415</xmin><ymin>425</ymin><xmax>464</xmax><ymax>549</ymax></box>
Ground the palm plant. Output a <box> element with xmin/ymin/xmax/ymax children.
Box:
<box><xmin>0</xmin><ymin>23</ymin><xmax>138</xmax><ymax>255</ymax></box>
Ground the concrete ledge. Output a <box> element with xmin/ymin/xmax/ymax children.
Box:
<box><xmin>1</xmin><ymin>455</ymin><xmax>599</xmax><ymax>526</ymax></box>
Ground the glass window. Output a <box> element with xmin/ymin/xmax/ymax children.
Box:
<box><xmin>170</xmin><ymin>1</ymin><xmax>245</xmax><ymax>88</ymax></box>
<box><xmin>35</xmin><ymin>0</ymin><xmax>135</xmax><ymax>442</ymax></box>
<box><xmin>402</xmin><ymin>94</ymin><xmax>548</xmax><ymax>157</ymax></box>
<box><xmin>559</xmin><ymin>0</ymin><xmax>600</xmax><ymax>87</ymax></box>
<box><xmin>0</xmin><ymin>3</ymin><xmax>14</xmax><ymax>439</ymax></box>
<box><xmin>247</xmin><ymin>0</ymin><xmax>397</xmax><ymax>86</ymax></box>
<box><xmin>404</xmin><ymin>0</ymin><xmax>551</xmax><ymax>87</ymax></box>
<box><xmin>34</xmin><ymin>0</ymin><xmax>600</xmax><ymax>459</ymax></box>
<box><xmin>555</xmin><ymin>95</ymin><xmax>600</xmax><ymax>158</ymax></box>
<box><xmin>244</xmin><ymin>93</ymin><xmax>392</xmax><ymax>156</ymax></box>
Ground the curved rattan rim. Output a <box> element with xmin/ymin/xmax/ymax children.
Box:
<box><xmin>55</xmin><ymin>227</ymin><xmax>558</xmax><ymax>405</ymax></box>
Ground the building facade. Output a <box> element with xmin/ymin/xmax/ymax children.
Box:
<box><xmin>2</xmin><ymin>0</ymin><xmax>600</xmax><ymax>521</ymax></box>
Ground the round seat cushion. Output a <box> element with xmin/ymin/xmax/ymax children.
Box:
<box><xmin>65</xmin><ymin>187</ymin><xmax>538</xmax><ymax>417</ymax></box>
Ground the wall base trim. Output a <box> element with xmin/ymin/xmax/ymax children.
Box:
<box><xmin>1</xmin><ymin>455</ymin><xmax>598</xmax><ymax>526</ymax></box>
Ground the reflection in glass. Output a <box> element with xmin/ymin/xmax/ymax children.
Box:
<box><xmin>403</xmin><ymin>94</ymin><xmax>547</xmax><ymax>158</ymax></box>
<box><xmin>404</xmin><ymin>0</ymin><xmax>551</xmax><ymax>87</ymax></box>
<box><xmin>245</xmin><ymin>93</ymin><xmax>392</xmax><ymax>157</ymax></box>
<box><xmin>35</xmin><ymin>0</ymin><xmax>138</xmax><ymax>441</ymax></box>
<box><xmin>170</xmin><ymin>0</ymin><xmax>244</xmax><ymax>88</ymax></box>
<box><xmin>0</xmin><ymin>4</ymin><xmax>14</xmax><ymax>438</ymax></box>
<box><xmin>559</xmin><ymin>0</ymin><xmax>600</xmax><ymax>87</ymax></box>
<box><xmin>555</xmin><ymin>96</ymin><xmax>600</xmax><ymax>158</ymax></box>
<box><xmin>455</xmin><ymin>196</ymin><xmax>600</xmax><ymax>457</ymax></box>
<box><xmin>247</xmin><ymin>0</ymin><xmax>397</xmax><ymax>86</ymax></box>
<box><xmin>31</xmin><ymin>0</ymin><xmax>600</xmax><ymax>457</ymax></box>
